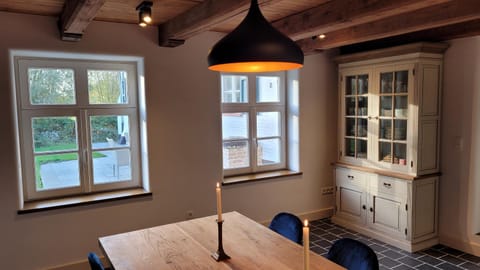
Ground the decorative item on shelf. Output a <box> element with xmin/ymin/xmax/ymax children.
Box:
<box><xmin>207</xmin><ymin>0</ymin><xmax>303</xmax><ymax>72</ymax></box>
<box><xmin>359</xmin><ymin>107</ymin><xmax>367</xmax><ymax>115</ymax></box>
<box><xmin>399</xmin><ymin>158</ymin><xmax>407</xmax><ymax>165</ymax></box>
<box><xmin>136</xmin><ymin>1</ymin><xmax>153</xmax><ymax>27</ymax></box>
<box><xmin>357</xmin><ymin>152</ymin><xmax>367</xmax><ymax>159</ymax></box>
<box><xmin>212</xmin><ymin>183</ymin><xmax>230</xmax><ymax>261</ymax></box>
<box><xmin>303</xmin><ymin>220</ymin><xmax>310</xmax><ymax>270</ymax></box>
<box><xmin>395</xmin><ymin>108</ymin><xmax>408</xmax><ymax>118</ymax></box>
<box><xmin>381</xmin><ymin>80</ymin><xmax>392</xmax><ymax>93</ymax></box>
<box><xmin>384</xmin><ymin>127</ymin><xmax>392</xmax><ymax>139</ymax></box>
<box><xmin>358</xmin><ymin>125</ymin><xmax>367</xmax><ymax>137</ymax></box>
<box><xmin>348</xmin><ymin>107</ymin><xmax>355</xmax><ymax>115</ymax></box>
<box><xmin>381</xmin><ymin>108</ymin><xmax>392</xmax><ymax>117</ymax></box>
<box><xmin>394</xmin><ymin>128</ymin><xmax>406</xmax><ymax>140</ymax></box>
<box><xmin>382</xmin><ymin>154</ymin><xmax>392</xmax><ymax>163</ymax></box>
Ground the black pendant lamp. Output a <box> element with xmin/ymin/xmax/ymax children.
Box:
<box><xmin>207</xmin><ymin>0</ymin><xmax>304</xmax><ymax>73</ymax></box>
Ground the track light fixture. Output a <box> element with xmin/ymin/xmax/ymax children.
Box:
<box><xmin>207</xmin><ymin>0</ymin><xmax>304</xmax><ymax>73</ymax></box>
<box><xmin>136</xmin><ymin>1</ymin><xmax>153</xmax><ymax>27</ymax></box>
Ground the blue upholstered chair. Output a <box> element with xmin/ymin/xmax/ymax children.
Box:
<box><xmin>326</xmin><ymin>238</ymin><xmax>379</xmax><ymax>270</ymax></box>
<box><xmin>268</xmin><ymin>212</ymin><xmax>303</xmax><ymax>244</ymax></box>
<box><xmin>88</xmin><ymin>252</ymin><xmax>105</xmax><ymax>270</ymax></box>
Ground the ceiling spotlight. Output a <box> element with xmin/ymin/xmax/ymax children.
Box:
<box><xmin>136</xmin><ymin>1</ymin><xmax>153</xmax><ymax>27</ymax></box>
<box><xmin>318</xmin><ymin>34</ymin><xmax>326</xmax><ymax>39</ymax></box>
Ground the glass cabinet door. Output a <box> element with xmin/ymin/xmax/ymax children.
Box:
<box><xmin>378</xmin><ymin>70</ymin><xmax>408</xmax><ymax>166</ymax></box>
<box><xmin>344</xmin><ymin>74</ymin><xmax>368</xmax><ymax>159</ymax></box>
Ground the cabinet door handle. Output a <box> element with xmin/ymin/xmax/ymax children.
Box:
<box><xmin>362</xmin><ymin>205</ymin><xmax>366</xmax><ymax>210</ymax></box>
<box><xmin>347</xmin><ymin>175</ymin><xmax>354</xmax><ymax>179</ymax></box>
<box><xmin>383</xmin><ymin>182</ymin><xmax>392</xmax><ymax>188</ymax></box>
<box><xmin>370</xmin><ymin>207</ymin><xmax>373</xmax><ymax>212</ymax></box>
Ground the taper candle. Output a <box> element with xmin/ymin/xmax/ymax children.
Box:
<box><xmin>216</xmin><ymin>182</ymin><xmax>223</xmax><ymax>222</ymax></box>
<box><xmin>303</xmin><ymin>219</ymin><xmax>310</xmax><ymax>270</ymax></box>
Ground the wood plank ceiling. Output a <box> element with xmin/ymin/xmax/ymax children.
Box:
<box><xmin>0</xmin><ymin>0</ymin><xmax>479</xmax><ymax>54</ymax></box>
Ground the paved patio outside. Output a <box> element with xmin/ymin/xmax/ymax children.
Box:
<box><xmin>40</xmin><ymin>150</ymin><xmax>131</xmax><ymax>190</ymax></box>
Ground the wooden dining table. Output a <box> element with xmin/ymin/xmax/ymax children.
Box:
<box><xmin>99</xmin><ymin>211</ymin><xmax>345</xmax><ymax>270</ymax></box>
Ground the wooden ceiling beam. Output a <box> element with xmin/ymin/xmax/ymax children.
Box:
<box><xmin>158</xmin><ymin>0</ymin><xmax>291</xmax><ymax>47</ymax></box>
<box><xmin>158</xmin><ymin>0</ymin><xmax>253</xmax><ymax>47</ymax></box>
<box><xmin>340</xmin><ymin>19</ymin><xmax>480</xmax><ymax>54</ymax></box>
<box><xmin>273</xmin><ymin>0</ymin><xmax>452</xmax><ymax>41</ymax></box>
<box><xmin>297</xmin><ymin>0</ymin><xmax>480</xmax><ymax>53</ymax></box>
<box><xmin>59</xmin><ymin>0</ymin><xmax>106</xmax><ymax>41</ymax></box>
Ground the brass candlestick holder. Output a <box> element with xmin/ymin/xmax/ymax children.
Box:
<box><xmin>211</xmin><ymin>219</ymin><xmax>230</xmax><ymax>261</ymax></box>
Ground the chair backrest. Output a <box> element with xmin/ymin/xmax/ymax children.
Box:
<box><xmin>326</xmin><ymin>238</ymin><xmax>379</xmax><ymax>270</ymax></box>
<box><xmin>88</xmin><ymin>252</ymin><xmax>105</xmax><ymax>270</ymax></box>
<box><xmin>268</xmin><ymin>212</ymin><xmax>303</xmax><ymax>244</ymax></box>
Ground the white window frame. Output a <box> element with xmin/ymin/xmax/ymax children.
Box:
<box><xmin>11</xmin><ymin>51</ymin><xmax>149</xmax><ymax>202</ymax></box>
<box><xmin>221</xmin><ymin>72</ymin><xmax>287</xmax><ymax>176</ymax></box>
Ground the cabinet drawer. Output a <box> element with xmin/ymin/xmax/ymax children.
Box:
<box><xmin>370</xmin><ymin>176</ymin><xmax>407</xmax><ymax>197</ymax></box>
<box><xmin>336</xmin><ymin>168</ymin><xmax>367</xmax><ymax>188</ymax></box>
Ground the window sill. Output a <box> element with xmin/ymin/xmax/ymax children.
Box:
<box><xmin>223</xmin><ymin>170</ymin><xmax>302</xmax><ymax>185</ymax></box>
<box><xmin>18</xmin><ymin>188</ymin><xmax>152</xmax><ymax>214</ymax></box>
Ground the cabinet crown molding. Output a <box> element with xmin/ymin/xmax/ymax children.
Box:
<box><xmin>335</xmin><ymin>42</ymin><xmax>449</xmax><ymax>64</ymax></box>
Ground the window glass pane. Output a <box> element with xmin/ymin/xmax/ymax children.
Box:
<box><xmin>357</xmin><ymin>118</ymin><xmax>367</xmax><ymax>138</ymax></box>
<box><xmin>223</xmin><ymin>141</ymin><xmax>249</xmax><ymax>169</ymax></box>
<box><xmin>257</xmin><ymin>112</ymin><xmax>280</xmax><ymax>138</ymax></box>
<box><xmin>345</xmin><ymin>138</ymin><xmax>355</xmax><ymax>157</ymax></box>
<box><xmin>380</xmin><ymin>119</ymin><xmax>392</xmax><ymax>140</ymax></box>
<box><xmin>345</xmin><ymin>97</ymin><xmax>356</xmax><ymax>116</ymax></box>
<box><xmin>356</xmin><ymin>139</ymin><xmax>367</xmax><ymax>159</ymax></box>
<box><xmin>358</xmin><ymin>75</ymin><xmax>368</xmax><ymax>94</ymax></box>
<box><xmin>221</xmin><ymin>75</ymin><xmax>248</xmax><ymax>103</ymax></box>
<box><xmin>394</xmin><ymin>143</ymin><xmax>407</xmax><ymax>165</ymax></box>
<box><xmin>28</xmin><ymin>68</ymin><xmax>75</xmax><ymax>105</ymax></box>
<box><xmin>346</xmin><ymin>118</ymin><xmax>355</xmax><ymax>136</ymax></box>
<box><xmin>93</xmin><ymin>149</ymin><xmax>131</xmax><ymax>184</ymax></box>
<box><xmin>380</xmin><ymin>96</ymin><xmax>392</xmax><ymax>117</ymax></box>
<box><xmin>90</xmin><ymin>115</ymin><xmax>130</xmax><ymax>149</ymax></box>
<box><xmin>257</xmin><ymin>76</ymin><xmax>280</xmax><ymax>102</ymax></box>
<box><xmin>32</xmin><ymin>117</ymin><xmax>78</xmax><ymax>153</ymax></box>
<box><xmin>380</xmin><ymin>72</ymin><xmax>393</xmax><ymax>93</ymax></box>
<box><xmin>395</xmin><ymin>71</ymin><xmax>408</xmax><ymax>93</ymax></box>
<box><xmin>379</xmin><ymin>142</ymin><xmax>392</xmax><ymax>163</ymax></box>
<box><xmin>35</xmin><ymin>153</ymin><xmax>80</xmax><ymax>190</ymax></box>
<box><xmin>257</xmin><ymin>138</ymin><xmax>281</xmax><ymax>165</ymax></box>
<box><xmin>358</xmin><ymin>96</ymin><xmax>368</xmax><ymax>116</ymax></box>
<box><xmin>88</xmin><ymin>70</ymin><xmax>128</xmax><ymax>104</ymax></box>
<box><xmin>394</xmin><ymin>120</ymin><xmax>407</xmax><ymax>141</ymax></box>
<box><xmin>394</xmin><ymin>96</ymin><xmax>408</xmax><ymax>117</ymax></box>
<box><xmin>345</xmin><ymin>76</ymin><xmax>356</xmax><ymax>95</ymax></box>
<box><xmin>222</xmin><ymin>113</ymin><xmax>248</xmax><ymax>140</ymax></box>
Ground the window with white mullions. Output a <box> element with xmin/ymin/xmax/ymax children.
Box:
<box><xmin>14</xmin><ymin>54</ymin><xmax>145</xmax><ymax>202</ymax></box>
<box><xmin>221</xmin><ymin>72</ymin><xmax>286</xmax><ymax>176</ymax></box>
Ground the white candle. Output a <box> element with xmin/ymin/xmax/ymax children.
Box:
<box><xmin>303</xmin><ymin>219</ymin><xmax>310</xmax><ymax>270</ymax></box>
<box><xmin>216</xmin><ymin>182</ymin><xmax>222</xmax><ymax>222</ymax></box>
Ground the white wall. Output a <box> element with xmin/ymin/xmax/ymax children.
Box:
<box><xmin>440</xmin><ymin>36</ymin><xmax>480</xmax><ymax>255</ymax></box>
<box><xmin>0</xmin><ymin>12</ymin><xmax>338</xmax><ymax>269</ymax></box>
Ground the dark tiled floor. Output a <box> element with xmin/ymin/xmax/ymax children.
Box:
<box><xmin>309</xmin><ymin>219</ymin><xmax>480</xmax><ymax>270</ymax></box>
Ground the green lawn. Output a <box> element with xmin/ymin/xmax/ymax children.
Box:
<box><xmin>35</xmin><ymin>144</ymin><xmax>106</xmax><ymax>189</ymax></box>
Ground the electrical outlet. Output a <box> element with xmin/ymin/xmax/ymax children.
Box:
<box><xmin>322</xmin><ymin>186</ymin><xmax>334</xmax><ymax>195</ymax></box>
<box><xmin>186</xmin><ymin>210</ymin><xmax>194</xmax><ymax>220</ymax></box>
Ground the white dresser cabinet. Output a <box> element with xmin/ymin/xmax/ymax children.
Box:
<box><xmin>333</xmin><ymin>167</ymin><xmax>438</xmax><ymax>252</ymax></box>
<box><xmin>332</xmin><ymin>43</ymin><xmax>446</xmax><ymax>252</ymax></box>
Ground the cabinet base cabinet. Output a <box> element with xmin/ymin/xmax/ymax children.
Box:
<box><xmin>331</xmin><ymin>216</ymin><xmax>439</xmax><ymax>252</ymax></box>
<box><xmin>333</xmin><ymin>167</ymin><xmax>439</xmax><ymax>252</ymax></box>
